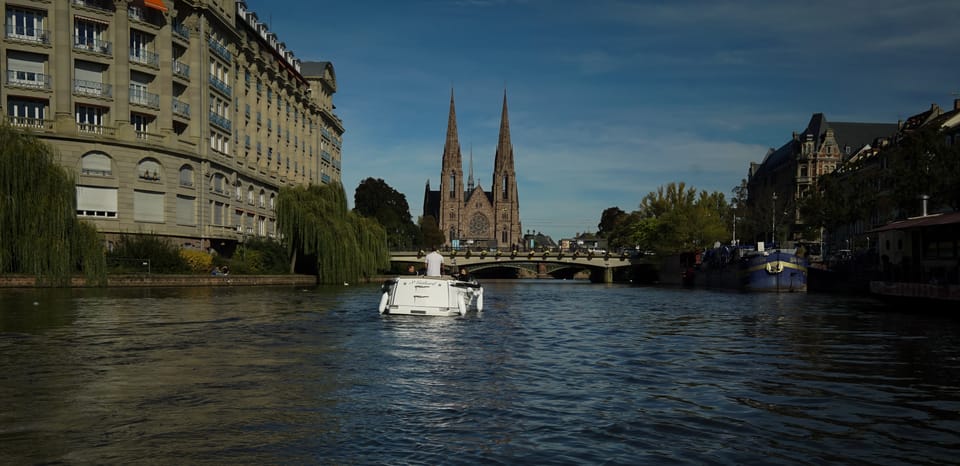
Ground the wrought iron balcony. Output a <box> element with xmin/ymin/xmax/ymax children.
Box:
<box><xmin>209</xmin><ymin>112</ymin><xmax>232</xmax><ymax>132</ymax></box>
<box><xmin>173</xmin><ymin>59</ymin><xmax>190</xmax><ymax>79</ymax></box>
<box><xmin>129</xmin><ymin>48</ymin><xmax>159</xmax><ymax>67</ymax></box>
<box><xmin>73</xmin><ymin>79</ymin><xmax>112</xmax><ymax>98</ymax></box>
<box><xmin>208</xmin><ymin>38</ymin><xmax>232</xmax><ymax>63</ymax></box>
<box><xmin>173</xmin><ymin>21</ymin><xmax>190</xmax><ymax>40</ymax></box>
<box><xmin>129</xmin><ymin>85</ymin><xmax>160</xmax><ymax>108</ymax></box>
<box><xmin>6</xmin><ymin>70</ymin><xmax>51</xmax><ymax>90</ymax></box>
<box><xmin>73</xmin><ymin>36</ymin><xmax>112</xmax><ymax>55</ymax></box>
<box><xmin>5</xmin><ymin>24</ymin><xmax>50</xmax><ymax>44</ymax></box>
<box><xmin>209</xmin><ymin>75</ymin><xmax>232</xmax><ymax>97</ymax></box>
<box><xmin>172</xmin><ymin>98</ymin><xmax>191</xmax><ymax>118</ymax></box>
<box><xmin>72</xmin><ymin>0</ymin><xmax>114</xmax><ymax>13</ymax></box>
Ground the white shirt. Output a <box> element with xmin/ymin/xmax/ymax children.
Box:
<box><xmin>424</xmin><ymin>250</ymin><xmax>444</xmax><ymax>276</ymax></box>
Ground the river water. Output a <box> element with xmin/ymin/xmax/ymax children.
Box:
<box><xmin>1</xmin><ymin>281</ymin><xmax>959</xmax><ymax>464</ymax></box>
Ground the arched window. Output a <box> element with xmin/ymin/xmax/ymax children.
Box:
<box><xmin>269</xmin><ymin>193</ymin><xmax>275</xmax><ymax>210</ymax></box>
<box><xmin>81</xmin><ymin>152</ymin><xmax>112</xmax><ymax>176</ymax></box>
<box><xmin>247</xmin><ymin>185</ymin><xmax>255</xmax><ymax>204</ymax></box>
<box><xmin>259</xmin><ymin>189</ymin><xmax>265</xmax><ymax>208</ymax></box>
<box><xmin>179</xmin><ymin>165</ymin><xmax>194</xmax><ymax>187</ymax></box>
<box><xmin>211</xmin><ymin>173</ymin><xmax>225</xmax><ymax>194</ymax></box>
<box><xmin>138</xmin><ymin>158</ymin><xmax>161</xmax><ymax>181</ymax></box>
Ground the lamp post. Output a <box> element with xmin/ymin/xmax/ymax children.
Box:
<box><xmin>771</xmin><ymin>192</ymin><xmax>778</xmax><ymax>246</ymax></box>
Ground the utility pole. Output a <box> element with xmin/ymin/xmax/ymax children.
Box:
<box><xmin>771</xmin><ymin>192</ymin><xmax>777</xmax><ymax>247</ymax></box>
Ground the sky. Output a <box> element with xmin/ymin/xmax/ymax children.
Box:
<box><xmin>245</xmin><ymin>0</ymin><xmax>960</xmax><ymax>240</ymax></box>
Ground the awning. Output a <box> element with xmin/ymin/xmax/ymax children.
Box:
<box><xmin>143</xmin><ymin>0</ymin><xmax>168</xmax><ymax>12</ymax></box>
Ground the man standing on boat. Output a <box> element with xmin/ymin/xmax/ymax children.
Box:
<box><xmin>425</xmin><ymin>246</ymin><xmax>444</xmax><ymax>277</ymax></box>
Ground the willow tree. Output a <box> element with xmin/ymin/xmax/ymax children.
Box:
<box><xmin>0</xmin><ymin>122</ymin><xmax>106</xmax><ymax>285</ymax></box>
<box><xmin>276</xmin><ymin>182</ymin><xmax>389</xmax><ymax>284</ymax></box>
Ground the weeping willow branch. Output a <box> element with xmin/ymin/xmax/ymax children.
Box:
<box><xmin>276</xmin><ymin>182</ymin><xmax>389</xmax><ymax>284</ymax></box>
<box><xmin>0</xmin><ymin>121</ymin><xmax>106</xmax><ymax>286</ymax></box>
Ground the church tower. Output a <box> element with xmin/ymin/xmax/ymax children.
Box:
<box><xmin>438</xmin><ymin>89</ymin><xmax>464</xmax><ymax>243</ymax></box>
<box><xmin>491</xmin><ymin>91</ymin><xmax>522</xmax><ymax>248</ymax></box>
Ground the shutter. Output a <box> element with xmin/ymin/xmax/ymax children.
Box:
<box><xmin>7</xmin><ymin>51</ymin><xmax>44</xmax><ymax>74</ymax></box>
<box><xmin>176</xmin><ymin>195</ymin><xmax>195</xmax><ymax>225</ymax></box>
<box><xmin>75</xmin><ymin>61</ymin><xmax>102</xmax><ymax>83</ymax></box>
<box><xmin>81</xmin><ymin>153</ymin><xmax>111</xmax><ymax>174</ymax></box>
<box><xmin>134</xmin><ymin>190</ymin><xmax>164</xmax><ymax>222</ymax></box>
<box><xmin>76</xmin><ymin>186</ymin><xmax>118</xmax><ymax>213</ymax></box>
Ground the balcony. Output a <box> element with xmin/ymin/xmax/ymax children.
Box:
<box><xmin>321</xmin><ymin>150</ymin><xmax>332</xmax><ymax>163</ymax></box>
<box><xmin>172</xmin><ymin>98</ymin><xmax>191</xmax><ymax>118</ymax></box>
<box><xmin>209</xmin><ymin>75</ymin><xmax>232</xmax><ymax>97</ymax></box>
<box><xmin>5</xmin><ymin>24</ymin><xmax>51</xmax><ymax>45</ymax></box>
<box><xmin>73</xmin><ymin>79</ymin><xmax>112</xmax><ymax>98</ymax></box>
<box><xmin>172</xmin><ymin>21</ymin><xmax>190</xmax><ymax>41</ymax></box>
<box><xmin>73</xmin><ymin>36</ymin><xmax>112</xmax><ymax>55</ymax></box>
<box><xmin>127</xmin><ymin>5</ymin><xmax>160</xmax><ymax>27</ymax></box>
<box><xmin>129</xmin><ymin>86</ymin><xmax>159</xmax><ymax>108</ymax></box>
<box><xmin>7</xmin><ymin>116</ymin><xmax>50</xmax><ymax>129</ymax></box>
<box><xmin>208</xmin><ymin>39</ymin><xmax>232</xmax><ymax>63</ymax></box>
<box><xmin>209</xmin><ymin>112</ymin><xmax>231</xmax><ymax>132</ymax></box>
<box><xmin>6</xmin><ymin>70</ymin><xmax>52</xmax><ymax>90</ymax></box>
<box><xmin>172</xmin><ymin>59</ymin><xmax>190</xmax><ymax>80</ymax></box>
<box><xmin>129</xmin><ymin>48</ymin><xmax>159</xmax><ymax>67</ymax></box>
<box><xmin>72</xmin><ymin>0</ymin><xmax>114</xmax><ymax>13</ymax></box>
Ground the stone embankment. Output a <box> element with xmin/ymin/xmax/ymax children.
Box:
<box><xmin>0</xmin><ymin>274</ymin><xmax>317</xmax><ymax>288</ymax></box>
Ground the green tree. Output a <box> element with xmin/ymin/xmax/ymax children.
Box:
<box><xmin>0</xmin><ymin>122</ymin><xmax>105</xmax><ymax>285</ymax></box>
<box><xmin>276</xmin><ymin>182</ymin><xmax>389</xmax><ymax>284</ymax></box>
<box><xmin>419</xmin><ymin>215</ymin><xmax>445</xmax><ymax>249</ymax></box>
<box><xmin>354</xmin><ymin>177</ymin><xmax>420</xmax><ymax>249</ymax></box>
<box><xmin>597</xmin><ymin>207</ymin><xmax>627</xmax><ymax>238</ymax></box>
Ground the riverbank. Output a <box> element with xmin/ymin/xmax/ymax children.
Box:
<box><xmin>0</xmin><ymin>274</ymin><xmax>317</xmax><ymax>288</ymax></box>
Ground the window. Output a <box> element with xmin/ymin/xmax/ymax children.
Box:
<box><xmin>81</xmin><ymin>152</ymin><xmax>112</xmax><ymax>176</ymax></box>
<box><xmin>131</xmin><ymin>113</ymin><xmax>151</xmax><ymax>138</ymax></box>
<box><xmin>129</xmin><ymin>30</ymin><xmax>155</xmax><ymax>66</ymax></box>
<box><xmin>138</xmin><ymin>159</ymin><xmax>161</xmax><ymax>181</ymax></box>
<box><xmin>269</xmin><ymin>193</ymin><xmax>275</xmax><ymax>210</ymax></box>
<box><xmin>179</xmin><ymin>165</ymin><xmax>194</xmax><ymax>187</ymax></box>
<box><xmin>502</xmin><ymin>175</ymin><xmax>509</xmax><ymax>200</ymax></box>
<box><xmin>74</xmin><ymin>19</ymin><xmax>108</xmax><ymax>52</ymax></box>
<box><xmin>7</xmin><ymin>98</ymin><xmax>45</xmax><ymax>127</ymax></box>
<box><xmin>6</xmin><ymin>51</ymin><xmax>46</xmax><ymax>88</ymax></box>
<box><xmin>6</xmin><ymin>7</ymin><xmax>46</xmax><ymax>42</ymax></box>
<box><xmin>211</xmin><ymin>201</ymin><xmax>226</xmax><ymax>225</ymax></box>
<box><xmin>176</xmin><ymin>195</ymin><xmax>196</xmax><ymax>225</ymax></box>
<box><xmin>247</xmin><ymin>186</ymin><xmax>254</xmax><ymax>205</ymax></box>
<box><xmin>134</xmin><ymin>190</ymin><xmax>164</xmax><ymax>223</ymax></box>
<box><xmin>74</xmin><ymin>60</ymin><xmax>107</xmax><ymax>96</ymax></box>
<box><xmin>211</xmin><ymin>174</ymin><xmax>226</xmax><ymax>194</ymax></box>
<box><xmin>259</xmin><ymin>190</ymin><xmax>265</xmax><ymax>208</ymax></box>
<box><xmin>76</xmin><ymin>104</ymin><xmax>105</xmax><ymax>133</ymax></box>
<box><xmin>76</xmin><ymin>186</ymin><xmax>118</xmax><ymax>218</ymax></box>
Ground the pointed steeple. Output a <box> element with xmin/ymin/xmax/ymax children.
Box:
<box><xmin>493</xmin><ymin>90</ymin><xmax>514</xmax><ymax>172</ymax></box>
<box><xmin>441</xmin><ymin>88</ymin><xmax>462</xmax><ymax>173</ymax></box>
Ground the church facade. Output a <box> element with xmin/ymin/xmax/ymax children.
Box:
<box><xmin>423</xmin><ymin>91</ymin><xmax>522</xmax><ymax>250</ymax></box>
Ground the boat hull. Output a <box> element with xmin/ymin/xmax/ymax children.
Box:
<box><xmin>378</xmin><ymin>276</ymin><xmax>483</xmax><ymax>316</ymax></box>
<box><xmin>740</xmin><ymin>250</ymin><xmax>808</xmax><ymax>292</ymax></box>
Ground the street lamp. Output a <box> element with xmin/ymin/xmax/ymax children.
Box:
<box><xmin>771</xmin><ymin>192</ymin><xmax>778</xmax><ymax>246</ymax></box>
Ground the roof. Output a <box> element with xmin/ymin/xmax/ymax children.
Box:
<box><xmin>829</xmin><ymin>122</ymin><xmax>898</xmax><ymax>155</ymax></box>
<box><xmin>868</xmin><ymin>211</ymin><xmax>960</xmax><ymax>233</ymax></box>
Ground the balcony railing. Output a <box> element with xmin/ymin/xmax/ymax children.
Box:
<box><xmin>72</xmin><ymin>0</ymin><xmax>114</xmax><ymax>12</ymax></box>
<box><xmin>172</xmin><ymin>59</ymin><xmax>190</xmax><ymax>79</ymax></box>
<box><xmin>78</xmin><ymin>123</ymin><xmax>115</xmax><ymax>137</ymax></box>
<box><xmin>209</xmin><ymin>112</ymin><xmax>231</xmax><ymax>132</ymax></box>
<box><xmin>73</xmin><ymin>36</ymin><xmax>112</xmax><ymax>55</ymax></box>
<box><xmin>6</xmin><ymin>70</ymin><xmax>52</xmax><ymax>90</ymax></box>
<box><xmin>208</xmin><ymin>39</ymin><xmax>232</xmax><ymax>63</ymax></box>
<box><xmin>7</xmin><ymin>116</ymin><xmax>49</xmax><ymax>129</ymax></box>
<box><xmin>321</xmin><ymin>150</ymin><xmax>332</xmax><ymax>163</ymax></box>
<box><xmin>172</xmin><ymin>98</ymin><xmax>191</xmax><ymax>118</ymax></box>
<box><xmin>130</xmin><ymin>48</ymin><xmax>159</xmax><ymax>67</ymax></box>
<box><xmin>73</xmin><ymin>79</ymin><xmax>112</xmax><ymax>98</ymax></box>
<box><xmin>5</xmin><ymin>24</ymin><xmax>51</xmax><ymax>44</ymax></box>
<box><xmin>208</xmin><ymin>75</ymin><xmax>232</xmax><ymax>97</ymax></box>
<box><xmin>172</xmin><ymin>22</ymin><xmax>190</xmax><ymax>40</ymax></box>
<box><xmin>129</xmin><ymin>86</ymin><xmax>159</xmax><ymax>108</ymax></box>
<box><xmin>127</xmin><ymin>5</ymin><xmax>159</xmax><ymax>27</ymax></box>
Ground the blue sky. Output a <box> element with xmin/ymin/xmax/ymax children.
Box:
<box><xmin>246</xmin><ymin>0</ymin><xmax>960</xmax><ymax>240</ymax></box>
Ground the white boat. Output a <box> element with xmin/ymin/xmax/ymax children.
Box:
<box><xmin>378</xmin><ymin>276</ymin><xmax>483</xmax><ymax>316</ymax></box>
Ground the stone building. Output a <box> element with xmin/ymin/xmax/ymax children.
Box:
<box><xmin>423</xmin><ymin>90</ymin><xmax>522</xmax><ymax>250</ymax></box>
<box><xmin>1</xmin><ymin>0</ymin><xmax>343</xmax><ymax>253</ymax></box>
<box><xmin>746</xmin><ymin>113</ymin><xmax>897</xmax><ymax>245</ymax></box>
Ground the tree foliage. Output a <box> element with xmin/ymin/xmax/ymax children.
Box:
<box><xmin>277</xmin><ymin>182</ymin><xmax>389</xmax><ymax>284</ymax></box>
<box><xmin>0</xmin><ymin>122</ymin><xmax>105</xmax><ymax>285</ymax></box>
<box><xmin>353</xmin><ymin>177</ymin><xmax>421</xmax><ymax>249</ymax></box>
<box><xmin>419</xmin><ymin>215</ymin><xmax>445</xmax><ymax>249</ymax></box>
<box><xmin>602</xmin><ymin>182</ymin><xmax>730</xmax><ymax>255</ymax></box>
<box><xmin>597</xmin><ymin>207</ymin><xmax>627</xmax><ymax>238</ymax></box>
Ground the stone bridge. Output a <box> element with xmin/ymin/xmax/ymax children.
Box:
<box><xmin>390</xmin><ymin>250</ymin><xmax>646</xmax><ymax>283</ymax></box>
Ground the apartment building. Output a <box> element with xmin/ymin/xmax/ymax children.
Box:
<box><xmin>1</xmin><ymin>0</ymin><xmax>343</xmax><ymax>252</ymax></box>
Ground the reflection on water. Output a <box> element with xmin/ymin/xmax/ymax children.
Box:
<box><xmin>1</xmin><ymin>282</ymin><xmax>959</xmax><ymax>464</ymax></box>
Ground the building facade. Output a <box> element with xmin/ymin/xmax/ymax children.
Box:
<box><xmin>1</xmin><ymin>0</ymin><xmax>343</xmax><ymax>252</ymax></box>
<box><xmin>423</xmin><ymin>90</ymin><xmax>522</xmax><ymax>250</ymax></box>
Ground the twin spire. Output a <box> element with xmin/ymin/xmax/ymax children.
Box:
<box><xmin>441</xmin><ymin>88</ymin><xmax>513</xmax><ymax>191</ymax></box>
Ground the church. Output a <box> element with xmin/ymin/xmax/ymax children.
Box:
<box><xmin>423</xmin><ymin>91</ymin><xmax>522</xmax><ymax>250</ymax></box>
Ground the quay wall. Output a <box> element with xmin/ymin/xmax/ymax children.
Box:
<box><xmin>0</xmin><ymin>274</ymin><xmax>317</xmax><ymax>288</ymax></box>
